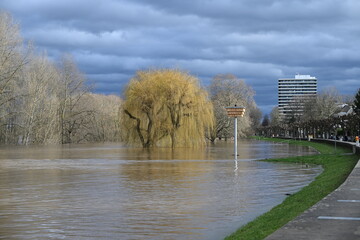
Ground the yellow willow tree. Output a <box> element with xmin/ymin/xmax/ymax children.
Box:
<box><xmin>122</xmin><ymin>69</ymin><xmax>214</xmax><ymax>148</ymax></box>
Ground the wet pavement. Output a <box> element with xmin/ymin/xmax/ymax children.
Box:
<box><xmin>266</xmin><ymin>153</ymin><xmax>360</xmax><ymax>240</ymax></box>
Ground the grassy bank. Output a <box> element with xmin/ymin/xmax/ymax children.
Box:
<box><xmin>225</xmin><ymin>137</ymin><xmax>359</xmax><ymax>240</ymax></box>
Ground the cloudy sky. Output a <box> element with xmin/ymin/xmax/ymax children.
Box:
<box><xmin>1</xmin><ymin>0</ymin><xmax>360</xmax><ymax>114</ymax></box>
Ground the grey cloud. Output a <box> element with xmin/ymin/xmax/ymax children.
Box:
<box><xmin>1</xmin><ymin>0</ymin><xmax>359</xmax><ymax>114</ymax></box>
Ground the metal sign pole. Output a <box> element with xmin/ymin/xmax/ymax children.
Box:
<box><xmin>225</xmin><ymin>105</ymin><xmax>245</xmax><ymax>161</ymax></box>
<box><xmin>234</xmin><ymin>116</ymin><xmax>238</xmax><ymax>160</ymax></box>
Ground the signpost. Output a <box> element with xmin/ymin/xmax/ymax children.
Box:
<box><xmin>225</xmin><ymin>105</ymin><xmax>246</xmax><ymax>160</ymax></box>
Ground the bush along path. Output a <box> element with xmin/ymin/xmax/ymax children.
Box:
<box><xmin>225</xmin><ymin>137</ymin><xmax>359</xmax><ymax>240</ymax></box>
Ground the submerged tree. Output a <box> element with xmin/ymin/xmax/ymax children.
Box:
<box><xmin>122</xmin><ymin>69</ymin><xmax>214</xmax><ymax>148</ymax></box>
<box><xmin>19</xmin><ymin>54</ymin><xmax>61</xmax><ymax>144</ymax></box>
<box><xmin>208</xmin><ymin>74</ymin><xmax>258</xmax><ymax>142</ymax></box>
<box><xmin>80</xmin><ymin>93</ymin><xmax>122</xmax><ymax>142</ymax></box>
<box><xmin>57</xmin><ymin>54</ymin><xmax>91</xmax><ymax>144</ymax></box>
<box><xmin>0</xmin><ymin>11</ymin><xmax>29</xmax><ymax>143</ymax></box>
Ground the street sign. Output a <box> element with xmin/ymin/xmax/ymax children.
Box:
<box><xmin>225</xmin><ymin>105</ymin><xmax>246</xmax><ymax>161</ymax></box>
<box><xmin>225</xmin><ymin>106</ymin><xmax>246</xmax><ymax>117</ymax></box>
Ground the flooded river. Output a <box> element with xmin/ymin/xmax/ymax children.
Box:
<box><xmin>0</xmin><ymin>139</ymin><xmax>320</xmax><ymax>240</ymax></box>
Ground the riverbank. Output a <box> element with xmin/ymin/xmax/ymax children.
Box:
<box><xmin>225</xmin><ymin>137</ymin><xmax>359</xmax><ymax>240</ymax></box>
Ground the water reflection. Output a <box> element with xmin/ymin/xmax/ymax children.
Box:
<box><xmin>0</xmin><ymin>140</ymin><xmax>320</xmax><ymax>240</ymax></box>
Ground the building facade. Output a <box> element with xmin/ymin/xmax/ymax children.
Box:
<box><xmin>278</xmin><ymin>74</ymin><xmax>317</xmax><ymax>121</ymax></box>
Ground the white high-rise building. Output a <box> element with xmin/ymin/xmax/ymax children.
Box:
<box><xmin>278</xmin><ymin>74</ymin><xmax>317</xmax><ymax>121</ymax></box>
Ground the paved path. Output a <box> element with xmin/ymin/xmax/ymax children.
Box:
<box><xmin>266</xmin><ymin>159</ymin><xmax>360</xmax><ymax>240</ymax></box>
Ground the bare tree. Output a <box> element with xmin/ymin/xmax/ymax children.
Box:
<box><xmin>248</xmin><ymin>104</ymin><xmax>262</xmax><ymax>131</ymax></box>
<box><xmin>270</xmin><ymin>106</ymin><xmax>280</xmax><ymax>126</ymax></box>
<box><xmin>18</xmin><ymin>54</ymin><xmax>61</xmax><ymax>144</ymax></box>
<box><xmin>79</xmin><ymin>93</ymin><xmax>122</xmax><ymax>142</ymax></box>
<box><xmin>0</xmin><ymin>12</ymin><xmax>124</xmax><ymax>145</ymax></box>
<box><xmin>208</xmin><ymin>74</ymin><xmax>257</xmax><ymax>141</ymax></box>
<box><xmin>302</xmin><ymin>87</ymin><xmax>341</xmax><ymax>121</ymax></box>
<box><xmin>209</xmin><ymin>99</ymin><xmax>232</xmax><ymax>142</ymax></box>
<box><xmin>57</xmin><ymin>54</ymin><xmax>92</xmax><ymax>143</ymax></box>
<box><xmin>0</xmin><ymin>11</ymin><xmax>30</xmax><ymax>143</ymax></box>
<box><xmin>0</xmin><ymin>12</ymin><xmax>26</xmax><ymax>94</ymax></box>
<box><xmin>315</xmin><ymin>87</ymin><xmax>341</xmax><ymax>118</ymax></box>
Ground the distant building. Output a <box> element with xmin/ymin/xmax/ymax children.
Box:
<box><xmin>278</xmin><ymin>74</ymin><xmax>317</xmax><ymax>121</ymax></box>
<box><xmin>333</xmin><ymin>104</ymin><xmax>354</xmax><ymax>117</ymax></box>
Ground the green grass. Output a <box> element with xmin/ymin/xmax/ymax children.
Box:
<box><xmin>225</xmin><ymin>137</ymin><xmax>359</xmax><ymax>240</ymax></box>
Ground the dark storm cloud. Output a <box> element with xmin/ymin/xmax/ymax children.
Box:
<box><xmin>1</xmin><ymin>0</ymin><xmax>359</xmax><ymax>113</ymax></box>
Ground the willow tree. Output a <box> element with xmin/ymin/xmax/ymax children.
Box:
<box><xmin>122</xmin><ymin>69</ymin><xmax>214</xmax><ymax>148</ymax></box>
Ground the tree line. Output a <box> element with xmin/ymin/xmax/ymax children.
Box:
<box><xmin>0</xmin><ymin>12</ymin><xmax>122</xmax><ymax>144</ymax></box>
<box><xmin>258</xmin><ymin>88</ymin><xmax>360</xmax><ymax>140</ymax></box>
<box><xmin>1</xmin><ymin>12</ymin><xmax>261</xmax><ymax>147</ymax></box>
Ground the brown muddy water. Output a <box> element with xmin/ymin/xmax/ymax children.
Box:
<box><xmin>0</xmin><ymin>139</ymin><xmax>320</xmax><ymax>240</ymax></box>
